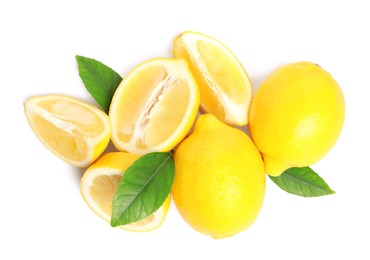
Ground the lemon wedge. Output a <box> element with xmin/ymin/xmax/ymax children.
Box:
<box><xmin>109</xmin><ymin>58</ymin><xmax>199</xmax><ymax>154</ymax></box>
<box><xmin>173</xmin><ymin>31</ymin><xmax>252</xmax><ymax>126</ymax></box>
<box><xmin>80</xmin><ymin>152</ymin><xmax>171</xmax><ymax>232</ymax></box>
<box><xmin>24</xmin><ymin>94</ymin><xmax>111</xmax><ymax>167</ymax></box>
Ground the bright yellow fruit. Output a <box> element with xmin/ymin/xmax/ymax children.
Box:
<box><xmin>109</xmin><ymin>58</ymin><xmax>200</xmax><ymax>155</ymax></box>
<box><xmin>80</xmin><ymin>152</ymin><xmax>171</xmax><ymax>232</ymax></box>
<box><xmin>249</xmin><ymin>62</ymin><xmax>345</xmax><ymax>176</ymax></box>
<box><xmin>24</xmin><ymin>94</ymin><xmax>111</xmax><ymax>167</ymax></box>
<box><xmin>172</xmin><ymin>114</ymin><xmax>265</xmax><ymax>238</ymax></box>
<box><xmin>173</xmin><ymin>31</ymin><xmax>252</xmax><ymax>126</ymax></box>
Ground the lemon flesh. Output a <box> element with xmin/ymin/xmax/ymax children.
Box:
<box><xmin>249</xmin><ymin>62</ymin><xmax>345</xmax><ymax>176</ymax></box>
<box><xmin>172</xmin><ymin>114</ymin><xmax>266</xmax><ymax>238</ymax></box>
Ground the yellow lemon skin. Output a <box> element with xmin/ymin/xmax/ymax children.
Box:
<box><xmin>172</xmin><ymin>114</ymin><xmax>265</xmax><ymax>238</ymax></box>
<box><xmin>249</xmin><ymin>62</ymin><xmax>345</xmax><ymax>176</ymax></box>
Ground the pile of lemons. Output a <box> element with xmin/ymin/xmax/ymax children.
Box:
<box><xmin>24</xmin><ymin>31</ymin><xmax>345</xmax><ymax>238</ymax></box>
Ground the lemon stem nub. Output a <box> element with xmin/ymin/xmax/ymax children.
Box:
<box><xmin>263</xmin><ymin>154</ymin><xmax>289</xmax><ymax>177</ymax></box>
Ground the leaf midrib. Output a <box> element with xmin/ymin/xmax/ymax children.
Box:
<box><xmin>284</xmin><ymin>170</ymin><xmax>329</xmax><ymax>191</ymax></box>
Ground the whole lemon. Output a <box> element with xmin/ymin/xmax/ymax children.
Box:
<box><xmin>172</xmin><ymin>114</ymin><xmax>265</xmax><ymax>238</ymax></box>
<box><xmin>249</xmin><ymin>62</ymin><xmax>345</xmax><ymax>176</ymax></box>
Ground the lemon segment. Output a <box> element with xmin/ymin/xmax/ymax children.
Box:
<box><xmin>173</xmin><ymin>31</ymin><xmax>252</xmax><ymax>126</ymax></box>
<box><xmin>80</xmin><ymin>152</ymin><xmax>171</xmax><ymax>232</ymax></box>
<box><xmin>24</xmin><ymin>94</ymin><xmax>111</xmax><ymax>167</ymax></box>
<box><xmin>109</xmin><ymin>58</ymin><xmax>200</xmax><ymax>155</ymax></box>
<box><xmin>249</xmin><ymin>62</ymin><xmax>345</xmax><ymax>176</ymax></box>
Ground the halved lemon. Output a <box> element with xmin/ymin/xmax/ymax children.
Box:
<box><xmin>109</xmin><ymin>58</ymin><xmax>200</xmax><ymax>155</ymax></box>
<box><xmin>173</xmin><ymin>31</ymin><xmax>252</xmax><ymax>126</ymax></box>
<box><xmin>80</xmin><ymin>152</ymin><xmax>171</xmax><ymax>232</ymax></box>
<box><xmin>24</xmin><ymin>94</ymin><xmax>111</xmax><ymax>167</ymax></box>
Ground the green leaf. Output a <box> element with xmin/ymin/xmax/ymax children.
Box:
<box><xmin>110</xmin><ymin>152</ymin><xmax>174</xmax><ymax>227</ymax></box>
<box><xmin>269</xmin><ymin>167</ymin><xmax>335</xmax><ymax>197</ymax></box>
<box><xmin>76</xmin><ymin>55</ymin><xmax>122</xmax><ymax>113</ymax></box>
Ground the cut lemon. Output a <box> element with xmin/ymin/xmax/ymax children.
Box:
<box><xmin>109</xmin><ymin>58</ymin><xmax>200</xmax><ymax>155</ymax></box>
<box><xmin>173</xmin><ymin>31</ymin><xmax>252</xmax><ymax>126</ymax></box>
<box><xmin>24</xmin><ymin>94</ymin><xmax>111</xmax><ymax>167</ymax></box>
<box><xmin>80</xmin><ymin>152</ymin><xmax>171</xmax><ymax>232</ymax></box>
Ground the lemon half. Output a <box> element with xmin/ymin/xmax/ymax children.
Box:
<box><xmin>109</xmin><ymin>58</ymin><xmax>200</xmax><ymax>155</ymax></box>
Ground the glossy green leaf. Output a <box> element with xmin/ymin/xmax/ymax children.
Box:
<box><xmin>111</xmin><ymin>152</ymin><xmax>174</xmax><ymax>227</ymax></box>
<box><xmin>76</xmin><ymin>55</ymin><xmax>122</xmax><ymax>113</ymax></box>
<box><xmin>269</xmin><ymin>167</ymin><xmax>335</xmax><ymax>197</ymax></box>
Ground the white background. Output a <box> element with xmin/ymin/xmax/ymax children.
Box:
<box><xmin>1</xmin><ymin>0</ymin><xmax>369</xmax><ymax>259</ymax></box>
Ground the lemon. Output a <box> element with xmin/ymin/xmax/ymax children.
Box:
<box><xmin>109</xmin><ymin>58</ymin><xmax>200</xmax><ymax>155</ymax></box>
<box><xmin>173</xmin><ymin>31</ymin><xmax>252</xmax><ymax>126</ymax></box>
<box><xmin>249</xmin><ymin>62</ymin><xmax>345</xmax><ymax>176</ymax></box>
<box><xmin>172</xmin><ymin>114</ymin><xmax>265</xmax><ymax>238</ymax></box>
<box><xmin>24</xmin><ymin>94</ymin><xmax>111</xmax><ymax>167</ymax></box>
<box><xmin>80</xmin><ymin>152</ymin><xmax>171</xmax><ymax>232</ymax></box>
